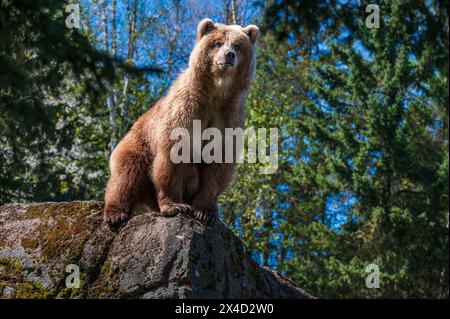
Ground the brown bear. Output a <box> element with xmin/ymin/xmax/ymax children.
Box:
<box><xmin>103</xmin><ymin>18</ymin><xmax>259</xmax><ymax>225</ymax></box>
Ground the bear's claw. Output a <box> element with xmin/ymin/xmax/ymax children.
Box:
<box><xmin>160</xmin><ymin>203</ymin><xmax>193</xmax><ymax>217</ymax></box>
<box><xmin>104</xmin><ymin>208</ymin><xmax>129</xmax><ymax>225</ymax></box>
<box><xmin>193</xmin><ymin>209</ymin><xmax>217</xmax><ymax>225</ymax></box>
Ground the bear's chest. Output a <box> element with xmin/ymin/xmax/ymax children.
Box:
<box><xmin>205</xmin><ymin>104</ymin><xmax>244</xmax><ymax>132</ymax></box>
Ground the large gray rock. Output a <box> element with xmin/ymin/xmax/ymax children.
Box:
<box><xmin>0</xmin><ymin>201</ymin><xmax>312</xmax><ymax>299</ymax></box>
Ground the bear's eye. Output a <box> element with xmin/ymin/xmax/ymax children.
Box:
<box><xmin>213</xmin><ymin>42</ymin><xmax>222</xmax><ymax>48</ymax></box>
<box><xmin>233</xmin><ymin>44</ymin><xmax>241</xmax><ymax>51</ymax></box>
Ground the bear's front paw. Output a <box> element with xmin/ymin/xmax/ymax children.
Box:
<box><xmin>103</xmin><ymin>206</ymin><xmax>130</xmax><ymax>225</ymax></box>
<box><xmin>160</xmin><ymin>203</ymin><xmax>193</xmax><ymax>217</ymax></box>
<box><xmin>193</xmin><ymin>208</ymin><xmax>218</xmax><ymax>225</ymax></box>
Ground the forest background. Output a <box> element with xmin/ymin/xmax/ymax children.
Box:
<box><xmin>0</xmin><ymin>0</ymin><xmax>448</xmax><ymax>298</ymax></box>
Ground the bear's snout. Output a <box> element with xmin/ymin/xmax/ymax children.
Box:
<box><xmin>224</xmin><ymin>51</ymin><xmax>236</xmax><ymax>65</ymax></box>
<box><xmin>217</xmin><ymin>49</ymin><xmax>236</xmax><ymax>69</ymax></box>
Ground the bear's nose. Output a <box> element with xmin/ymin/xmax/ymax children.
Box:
<box><xmin>225</xmin><ymin>51</ymin><xmax>236</xmax><ymax>64</ymax></box>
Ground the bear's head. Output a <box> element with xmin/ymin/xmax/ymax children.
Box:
<box><xmin>188</xmin><ymin>19</ymin><xmax>259</xmax><ymax>90</ymax></box>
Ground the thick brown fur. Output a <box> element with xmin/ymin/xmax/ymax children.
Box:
<box><xmin>104</xmin><ymin>19</ymin><xmax>259</xmax><ymax>225</ymax></box>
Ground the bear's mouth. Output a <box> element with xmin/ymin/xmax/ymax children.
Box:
<box><xmin>217</xmin><ymin>62</ymin><xmax>234</xmax><ymax>70</ymax></box>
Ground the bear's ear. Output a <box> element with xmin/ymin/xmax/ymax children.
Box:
<box><xmin>197</xmin><ymin>18</ymin><xmax>216</xmax><ymax>41</ymax></box>
<box><xmin>243</xmin><ymin>25</ymin><xmax>260</xmax><ymax>44</ymax></box>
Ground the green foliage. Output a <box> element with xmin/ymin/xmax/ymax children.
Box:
<box><xmin>0</xmin><ymin>0</ymin><xmax>447</xmax><ymax>299</ymax></box>
<box><xmin>0</xmin><ymin>0</ymin><xmax>157</xmax><ymax>203</ymax></box>
<box><xmin>221</xmin><ymin>0</ymin><xmax>449</xmax><ymax>298</ymax></box>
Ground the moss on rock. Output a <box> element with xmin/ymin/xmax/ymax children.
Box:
<box><xmin>0</xmin><ymin>201</ymin><xmax>312</xmax><ymax>299</ymax></box>
<box><xmin>0</xmin><ymin>258</ymin><xmax>54</xmax><ymax>299</ymax></box>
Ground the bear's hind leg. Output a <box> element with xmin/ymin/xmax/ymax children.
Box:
<box><xmin>104</xmin><ymin>154</ymin><xmax>146</xmax><ymax>224</ymax></box>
